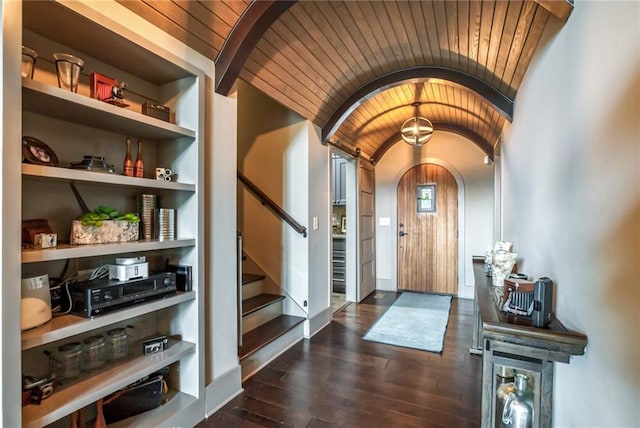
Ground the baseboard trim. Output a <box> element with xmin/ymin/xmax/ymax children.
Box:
<box><xmin>461</xmin><ymin>283</ymin><xmax>475</xmax><ymax>299</ymax></box>
<box><xmin>304</xmin><ymin>306</ymin><xmax>332</xmax><ymax>338</ymax></box>
<box><xmin>204</xmin><ymin>365</ymin><xmax>243</xmax><ymax>418</ymax></box>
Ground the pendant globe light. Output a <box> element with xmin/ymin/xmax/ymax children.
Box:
<box><xmin>401</xmin><ymin>102</ymin><xmax>433</xmax><ymax>146</ymax></box>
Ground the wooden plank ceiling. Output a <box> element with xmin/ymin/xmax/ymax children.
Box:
<box><xmin>119</xmin><ymin>1</ymin><xmax>555</xmax><ymax>162</ymax></box>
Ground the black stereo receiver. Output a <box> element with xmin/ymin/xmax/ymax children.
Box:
<box><xmin>69</xmin><ymin>272</ymin><xmax>177</xmax><ymax>318</ymax></box>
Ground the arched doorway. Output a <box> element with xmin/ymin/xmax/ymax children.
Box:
<box><xmin>397</xmin><ymin>163</ymin><xmax>458</xmax><ymax>294</ymax></box>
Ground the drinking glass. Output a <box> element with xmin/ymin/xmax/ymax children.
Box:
<box><xmin>53</xmin><ymin>53</ymin><xmax>84</xmax><ymax>92</ymax></box>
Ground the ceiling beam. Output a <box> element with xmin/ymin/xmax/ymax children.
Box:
<box><xmin>370</xmin><ymin>122</ymin><xmax>494</xmax><ymax>165</ymax></box>
<box><xmin>215</xmin><ymin>0</ymin><xmax>296</xmax><ymax>95</ymax></box>
<box><xmin>534</xmin><ymin>0</ymin><xmax>574</xmax><ymax>21</ymax></box>
<box><xmin>322</xmin><ymin>66</ymin><xmax>514</xmax><ymax>142</ymax></box>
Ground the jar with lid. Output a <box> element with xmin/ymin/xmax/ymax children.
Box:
<box><xmin>50</xmin><ymin>342</ymin><xmax>83</xmax><ymax>380</ymax></box>
<box><xmin>107</xmin><ymin>328</ymin><xmax>130</xmax><ymax>361</ymax></box>
<box><xmin>83</xmin><ymin>335</ymin><xmax>107</xmax><ymax>370</ymax></box>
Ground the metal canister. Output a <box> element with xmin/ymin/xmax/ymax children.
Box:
<box><xmin>501</xmin><ymin>373</ymin><xmax>534</xmax><ymax>428</ymax></box>
<box><xmin>495</xmin><ymin>366</ymin><xmax>516</xmax><ymax>427</ymax></box>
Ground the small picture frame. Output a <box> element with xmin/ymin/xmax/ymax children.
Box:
<box><xmin>341</xmin><ymin>216</ymin><xmax>347</xmax><ymax>233</ymax></box>
<box><xmin>417</xmin><ymin>184</ymin><xmax>436</xmax><ymax>213</ymax></box>
<box><xmin>22</xmin><ymin>136</ymin><xmax>59</xmax><ymax>166</ymax></box>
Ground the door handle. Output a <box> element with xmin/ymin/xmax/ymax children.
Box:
<box><xmin>399</xmin><ymin>231</ymin><xmax>408</xmax><ymax>237</ymax></box>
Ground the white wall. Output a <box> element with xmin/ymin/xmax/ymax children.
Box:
<box><xmin>502</xmin><ymin>2</ymin><xmax>639</xmax><ymax>426</ymax></box>
<box><xmin>206</xmin><ymin>88</ymin><xmax>242</xmax><ymax>406</ymax></box>
<box><xmin>237</xmin><ymin>82</ymin><xmax>316</xmax><ymax>318</ymax></box>
<box><xmin>375</xmin><ymin>132</ymin><xmax>494</xmax><ymax>298</ymax></box>
<box><xmin>307</xmin><ymin>123</ymin><xmax>331</xmax><ymax>335</ymax></box>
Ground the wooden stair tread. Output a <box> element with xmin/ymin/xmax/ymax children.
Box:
<box><xmin>242</xmin><ymin>293</ymin><xmax>284</xmax><ymax>316</ymax></box>
<box><xmin>242</xmin><ymin>273</ymin><xmax>265</xmax><ymax>285</ymax></box>
<box><xmin>239</xmin><ymin>315</ymin><xmax>306</xmax><ymax>361</ymax></box>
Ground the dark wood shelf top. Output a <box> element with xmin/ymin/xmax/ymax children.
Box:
<box><xmin>473</xmin><ymin>258</ymin><xmax>587</xmax><ymax>357</ymax></box>
<box><xmin>242</xmin><ymin>273</ymin><xmax>265</xmax><ymax>285</ymax></box>
<box><xmin>242</xmin><ymin>294</ymin><xmax>284</xmax><ymax>317</ymax></box>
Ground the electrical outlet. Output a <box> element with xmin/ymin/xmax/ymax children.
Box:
<box><xmin>313</xmin><ymin>217</ymin><xmax>319</xmax><ymax>230</ymax></box>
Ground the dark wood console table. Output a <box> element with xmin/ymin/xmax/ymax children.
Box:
<box><xmin>472</xmin><ymin>257</ymin><xmax>587</xmax><ymax>427</ymax></box>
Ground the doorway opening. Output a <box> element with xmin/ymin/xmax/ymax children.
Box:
<box><xmin>331</xmin><ymin>151</ymin><xmax>353</xmax><ymax>313</ymax></box>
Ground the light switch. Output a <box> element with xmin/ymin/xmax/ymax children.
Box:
<box><xmin>313</xmin><ymin>217</ymin><xmax>319</xmax><ymax>230</ymax></box>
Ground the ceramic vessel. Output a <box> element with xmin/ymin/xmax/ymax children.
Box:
<box><xmin>502</xmin><ymin>373</ymin><xmax>534</xmax><ymax>428</ymax></box>
<box><xmin>492</xmin><ymin>249</ymin><xmax>518</xmax><ymax>287</ymax></box>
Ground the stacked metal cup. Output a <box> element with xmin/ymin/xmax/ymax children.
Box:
<box><xmin>154</xmin><ymin>208</ymin><xmax>176</xmax><ymax>240</ymax></box>
<box><xmin>137</xmin><ymin>194</ymin><xmax>157</xmax><ymax>240</ymax></box>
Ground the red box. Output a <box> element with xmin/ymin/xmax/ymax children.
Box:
<box><xmin>503</xmin><ymin>278</ymin><xmax>534</xmax><ymax>301</ymax></box>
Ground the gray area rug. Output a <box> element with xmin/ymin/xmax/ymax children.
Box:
<box><xmin>363</xmin><ymin>292</ymin><xmax>452</xmax><ymax>353</ymax></box>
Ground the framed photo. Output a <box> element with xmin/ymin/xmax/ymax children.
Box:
<box><xmin>22</xmin><ymin>136</ymin><xmax>59</xmax><ymax>166</ymax></box>
<box><xmin>341</xmin><ymin>216</ymin><xmax>347</xmax><ymax>233</ymax></box>
<box><xmin>417</xmin><ymin>184</ymin><xmax>436</xmax><ymax>213</ymax></box>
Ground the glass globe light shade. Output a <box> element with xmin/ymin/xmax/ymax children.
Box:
<box><xmin>401</xmin><ymin>116</ymin><xmax>433</xmax><ymax>146</ymax></box>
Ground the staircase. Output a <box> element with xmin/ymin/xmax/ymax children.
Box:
<box><xmin>239</xmin><ymin>272</ymin><xmax>305</xmax><ymax>381</ymax></box>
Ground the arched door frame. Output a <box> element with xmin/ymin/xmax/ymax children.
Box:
<box><xmin>390</xmin><ymin>157</ymin><xmax>465</xmax><ymax>297</ymax></box>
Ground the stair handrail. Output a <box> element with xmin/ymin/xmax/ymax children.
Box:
<box><xmin>237</xmin><ymin>170</ymin><xmax>308</xmax><ymax>238</ymax></box>
<box><xmin>236</xmin><ymin>231</ymin><xmax>243</xmax><ymax>348</ymax></box>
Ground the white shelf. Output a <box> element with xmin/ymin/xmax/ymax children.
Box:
<box><xmin>22</xmin><ymin>291</ymin><xmax>195</xmax><ymax>350</ymax></box>
<box><xmin>22</xmin><ymin>1</ymin><xmax>194</xmax><ymax>85</ymax></box>
<box><xmin>22</xmin><ymin>339</ymin><xmax>195</xmax><ymax>428</ymax></box>
<box><xmin>109</xmin><ymin>390</ymin><xmax>198</xmax><ymax>428</ymax></box>
<box><xmin>22</xmin><ymin>164</ymin><xmax>196</xmax><ymax>191</ymax></box>
<box><xmin>22</xmin><ymin>79</ymin><xmax>195</xmax><ymax>141</ymax></box>
<box><xmin>22</xmin><ymin>238</ymin><xmax>196</xmax><ymax>263</ymax></box>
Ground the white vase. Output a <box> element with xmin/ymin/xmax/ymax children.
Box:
<box><xmin>492</xmin><ymin>250</ymin><xmax>518</xmax><ymax>287</ymax></box>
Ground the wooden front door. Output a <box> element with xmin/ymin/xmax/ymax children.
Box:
<box><xmin>397</xmin><ymin>163</ymin><xmax>458</xmax><ymax>294</ymax></box>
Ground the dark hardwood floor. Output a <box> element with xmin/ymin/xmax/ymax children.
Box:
<box><xmin>198</xmin><ymin>292</ymin><xmax>482</xmax><ymax>427</ymax></box>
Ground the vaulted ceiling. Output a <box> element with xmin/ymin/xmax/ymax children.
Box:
<box><xmin>119</xmin><ymin>0</ymin><xmax>572</xmax><ymax>162</ymax></box>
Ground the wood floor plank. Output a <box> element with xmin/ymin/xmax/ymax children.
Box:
<box><xmin>198</xmin><ymin>293</ymin><xmax>482</xmax><ymax>427</ymax></box>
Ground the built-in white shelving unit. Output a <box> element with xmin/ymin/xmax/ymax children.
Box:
<box><xmin>0</xmin><ymin>1</ymin><xmax>207</xmax><ymax>426</ymax></box>
<box><xmin>21</xmin><ymin>292</ymin><xmax>195</xmax><ymax>350</ymax></box>
<box><xmin>22</xmin><ymin>78</ymin><xmax>197</xmax><ymax>141</ymax></box>
<box><xmin>22</xmin><ymin>164</ymin><xmax>196</xmax><ymax>192</ymax></box>
<box><xmin>23</xmin><ymin>340</ymin><xmax>196</xmax><ymax>428</ymax></box>
<box><xmin>22</xmin><ymin>239</ymin><xmax>197</xmax><ymax>264</ymax></box>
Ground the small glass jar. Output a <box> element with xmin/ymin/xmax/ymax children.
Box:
<box><xmin>107</xmin><ymin>328</ymin><xmax>129</xmax><ymax>361</ymax></box>
<box><xmin>52</xmin><ymin>342</ymin><xmax>82</xmax><ymax>380</ymax></box>
<box><xmin>83</xmin><ymin>335</ymin><xmax>107</xmax><ymax>370</ymax></box>
<box><xmin>21</xmin><ymin>46</ymin><xmax>37</xmax><ymax>79</ymax></box>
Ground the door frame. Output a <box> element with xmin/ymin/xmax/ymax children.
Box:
<box><xmin>330</xmin><ymin>149</ymin><xmax>358</xmax><ymax>304</ymax></box>
<box><xmin>390</xmin><ymin>157</ymin><xmax>466</xmax><ymax>297</ymax></box>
